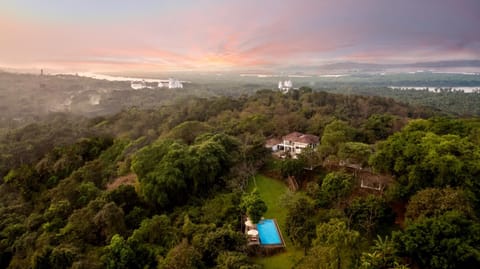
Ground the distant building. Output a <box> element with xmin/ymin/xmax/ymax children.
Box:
<box><xmin>158</xmin><ymin>81</ymin><xmax>169</xmax><ymax>88</ymax></box>
<box><xmin>131</xmin><ymin>80</ymin><xmax>146</xmax><ymax>90</ymax></box>
<box><xmin>168</xmin><ymin>78</ymin><xmax>183</xmax><ymax>89</ymax></box>
<box><xmin>157</xmin><ymin>78</ymin><xmax>183</xmax><ymax>89</ymax></box>
<box><xmin>278</xmin><ymin>80</ymin><xmax>293</xmax><ymax>93</ymax></box>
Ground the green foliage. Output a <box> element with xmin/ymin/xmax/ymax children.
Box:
<box><xmin>285</xmin><ymin>194</ymin><xmax>317</xmax><ymax>253</ymax></box>
<box><xmin>37</xmin><ymin>136</ymin><xmax>113</xmax><ymax>181</ymax></box>
<box><xmin>188</xmin><ymin>135</ymin><xmax>231</xmax><ymax>193</ymax></box>
<box><xmin>61</xmin><ymin>199</ymin><xmax>106</xmax><ymax>245</ymax></box>
<box><xmin>0</xmin><ymin>114</ymin><xmax>105</xmax><ymax>179</ymax></box>
<box><xmin>104</xmin><ymin>235</ymin><xmax>136</xmax><ymax>269</ymax></box>
<box><xmin>76</xmin><ymin>182</ymin><xmax>100</xmax><ymax>207</ymax></box>
<box><xmin>216</xmin><ymin>251</ymin><xmax>261</xmax><ymax>269</ymax></box>
<box><xmin>164</xmin><ymin>120</ymin><xmax>213</xmax><ymax>144</ymax></box>
<box><xmin>280</xmin><ymin>158</ymin><xmax>306</xmax><ymax>179</ymax></box>
<box><xmin>297</xmin><ymin>147</ymin><xmax>322</xmax><ymax>170</ymax></box>
<box><xmin>201</xmin><ymin>192</ymin><xmax>241</xmax><ymax>226</ymax></box>
<box><xmin>345</xmin><ymin>195</ymin><xmax>394</xmax><ymax>235</ymax></box>
<box><xmin>49</xmin><ymin>246</ymin><xmax>77</xmax><ymax>269</ymax></box>
<box><xmin>159</xmin><ymin>239</ymin><xmax>203</xmax><ymax>269</ymax></box>
<box><xmin>97</xmin><ymin>138</ymin><xmax>130</xmax><ymax>164</ymax></box>
<box><xmin>240</xmin><ymin>189</ymin><xmax>268</xmax><ymax>224</ymax></box>
<box><xmin>362</xmin><ymin>114</ymin><xmax>396</xmax><ymax>142</ymax></box>
<box><xmin>4</xmin><ymin>164</ymin><xmax>38</xmax><ymax>198</ymax></box>
<box><xmin>132</xmin><ymin>134</ymin><xmax>239</xmax><ymax>209</ymax></box>
<box><xmin>297</xmin><ymin>219</ymin><xmax>361</xmax><ymax>269</ymax></box>
<box><xmin>360</xmin><ymin>235</ymin><xmax>404</xmax><ymax>269</ymax></box>
<box><xmin>31</xmin><ymin>245</ymin><xmax>77</xmax><ymax>269</ymax></box>
<box><xmin>106</xmin><ymin>184</ymin><xmax>145</xmax><ymax>227</ymax></box>
<box><xmin>93</xmin><ymin>202</ymin><xmax>127</xmax><ymax>243</ymax></box>
<box><xmin>132</xmin><ymin>140</ymin><xmax>189</xmax><ymax>208</ymax></box>
<box><xmin>192</xmin><ymin>225</ymin><xmax>246</xmax><ymax>267</ymax></box>
<box><xmin>326</xmin><ymin>84</ymin><xmax>480</xmax><ymax>116</ymax></box>
<box><xmin>44</xmin><ymin>199</ymin><xmax>72</xmax><ymax>231</ymax></box>
<box><xmin>370</xmin><ymin>118</ymin><xmax>480</xmax><ymax>199</ymax></box>
<box><xmin>405</xmin><ymin>187</ymin><xmax>475</xmax><ymax>221</ymax></box>
<box><xmin>130</xmin><ymin>215</ymin><xmax>178</xmax><ymax>256</ymax></box>
<box><xmin>1</xmin><ymin>88</ymin><xmax>478</xmax><ymax>268</ymax></box>
<box><xmin>104</xmin><ymin>232</ymin><xmax>158</xmax><ymax>269</ymax></box>
<box><xmin>338</xmin><ymin>142</ymin><xmax>372</xmax><ymax>167</ymax></box>
<box><xmin>394</xmin><ymin>211</ymin><xmax>480</xmax><ymax>269</ymax></box>
<box><xmin>321</xmin><ymin>171</ymin><xmax>354</xmax><ymax>206</ymax></box>
<box><xmin>318</xmin><ymin>120</ymin><xmax>357</xmax><ymax>159</ymax></box>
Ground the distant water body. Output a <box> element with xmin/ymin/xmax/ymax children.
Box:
<box><xmin>62</xmin><ymin>72</ymin><xmax>189</xmax><ymax>83</ymax></box>
<box><xmin>389</xmin><ymin>86</ymin><xmax>480</xmax><ymax>93</ymax></box>
<box><xmin>74</xmin><ymin>72</ymin><xmax>167</xmax><ymax>83</ymax></box>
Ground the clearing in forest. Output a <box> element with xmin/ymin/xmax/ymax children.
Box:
<box><xmin>248</xmin><ymin>174</ymin><xmax>303</xmax><ymax>269</ymax></box>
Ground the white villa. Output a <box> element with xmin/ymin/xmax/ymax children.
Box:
<box><xmin>281</xmin><ymin>132</ymin><xmax>319</xmax><ymax>155</ymax></box>
<box><xmin>266</xmin><ymin>132</ymin><xmax>319</xmax><ymax>157</ymax></box>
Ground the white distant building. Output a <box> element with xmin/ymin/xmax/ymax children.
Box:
<box><xmin>168</xmin><ymin>78</ymin><xmax>183</xmax><ymax>89</ymax></box>
<box><xmin>158</xmin><ymin>81</ymin><xmax>168</xmax><ymax>88</ymax></box>
<box><xmin>158</xmin><ymin>78</ymin><xmax>183</xmax><ymax>88</ymax></box>
<box><xmin>131</xmin><ymin>80</ymin><xmax>146</xmax><ymax>90</ymax></box>
<box><xmin>278</xmin><ymin>80</ymin><xmax>293</xmax><ymax>93</ymax></box>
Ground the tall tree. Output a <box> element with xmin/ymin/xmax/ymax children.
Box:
<box><xmin>321</xmin><ymin>172</ymin><xmax>354</xmax><ymax>207</ymax></box>
<box><xmin>240</xmin><ymin>189</ymin><xmax>267</xmax><ymax>224</ymax></box>
<box><xmin>394</xmin><ymin>211</ymin><xmax>480</xmax><ymax>269</ymax></box>
<box><xmin>132</xmin><ymin>141</ymin><xmax>189</xmax><ymax>208</ymax></box>
<box><xmin>104</xmin><ymin>235</ymin><xmax>137</xmax><ymax>269</ymax></box>
<box><xmin>345</xmin><ymin>195</ymin><xmax>393</xmax><ymax>235</ymax></box>
<box><xmin>370</xmin><ymin>119</ymin><xmax>480</xmax><ymax>200</ymax></box>
<box><xmin>129</xmin><ymin>215</ymin><xmax>178</xmax><ymax>256</ymax></box>
<box><xmin>297</xmin><ymin>219</ymin><xmax>360</xmax><ymax>269</ymax></box>
<box><xmin>318</xmin><ymin>120</ymin><xmax>356</xmax><ymax>160</ymax></box>
<box><xmin>338</xmin><ymin>142</ymin><xmax>372</xmax><ymax>167</ymax></box>
<box><xmin>159</xmin><ymin>239</ymin><xmax>203</xmax><ymax>269</ymax></box>
<box><xmin>360</xmin><ymin>235</ymin><xmax>405</xmax><ymax>269</ymax></box>
<box><xmin>285</xmin><ymin>195</ymin><xmax>317</xmax><ymax>254</ymax></box>
<box><xmin>405</xmin><ymin>187</ymin><xmax>474</xmax><ymax>221</ymax></box>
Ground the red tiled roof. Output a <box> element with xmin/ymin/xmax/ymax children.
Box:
<box><xmin>265</xmin><ymin>138</ymin><xmax>282</xmax><ymax>147</ymax></box>
<box><xmin>282</xmin><ymin>132</ymin><xmax>319</xmax><ymax>144</ymax></box>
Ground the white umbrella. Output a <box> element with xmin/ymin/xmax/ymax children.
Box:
<box><xmin>247</xmin><ymin>229</ymin><xmax>259</xmax><ymax>236</ymax></box>
<box><xmin>245</xmin><ymin>220</ymin><xmax>254</xmax><ymax>227</ymax></box>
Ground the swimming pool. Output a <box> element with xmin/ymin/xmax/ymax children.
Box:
<box><xmin>257</xmin><ymin>219</ymin><xmax>283</xmax><ymax>245</ymax></box>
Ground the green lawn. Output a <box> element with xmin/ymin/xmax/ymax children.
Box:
<box><xmin>248</xmin><ymin>174</ymin><xmax>304</xmax><ymax>269</ymax></box>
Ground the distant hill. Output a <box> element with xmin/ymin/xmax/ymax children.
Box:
<box><xmin>410</xmin><ymin>60</ymin><xmax>480</xmax><ymax>68</ymax></box>
<box><xmin>279</xmin><ymin>60</ymin><xmax>480</xmax><ymax>74</ymax></box>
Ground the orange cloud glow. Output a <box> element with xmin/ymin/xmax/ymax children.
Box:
<box><xmin>1</xmin><ymin>0</ymin><xmax>479</xmax><ymax>72</ymax></box>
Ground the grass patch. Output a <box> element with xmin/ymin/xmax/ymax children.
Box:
<box><xmin>248</xmin><ymin>174</ymin><xmax>304</xmax><ymax>269</ymax></box>
<box><xmin>248</xmin><ymin>175</ymin><xmax>288</xmax><ymax>229</ymax></box>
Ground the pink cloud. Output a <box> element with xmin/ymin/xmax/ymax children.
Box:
<box><xmin>1</xmin><ymin>0</ymin><xmax>479</xmax><ymax>72</ymax></box>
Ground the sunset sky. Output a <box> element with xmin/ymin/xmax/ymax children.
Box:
<box><xmin>1</xmin><ymin>0</ymin><xmax>479</xmax><ymax>72</ymax></box>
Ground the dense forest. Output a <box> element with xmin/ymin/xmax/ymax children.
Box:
<box><xmin>1</xmin><ymin>88</ymin><xmax>479</xmax><ymax>269</ymax></box>
<box><xmin>324</xmin><ymin>87</ymin><xmax>480</xmax><ymax>116</ymax></box>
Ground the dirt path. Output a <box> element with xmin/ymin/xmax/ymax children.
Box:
<box><xmin>106</xmin><ymin>173</ymin><xmax>137</xmax><ymax>190</ymax></box>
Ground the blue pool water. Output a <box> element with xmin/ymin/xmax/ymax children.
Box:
<box><xmin>257</xmin><ymin>219</ymin><xmax>282</xmax><ymax>245</ymax></box>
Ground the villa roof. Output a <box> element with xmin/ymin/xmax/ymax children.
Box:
<box><xmin>282</xmin><ymin>132</ymin><xmax>319</xmax><ymax>144</ymax></box>
<box><xmin>265</xmin><ymin>138</ymin><xmax>282</xmax><ymax>147</ymax></box>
